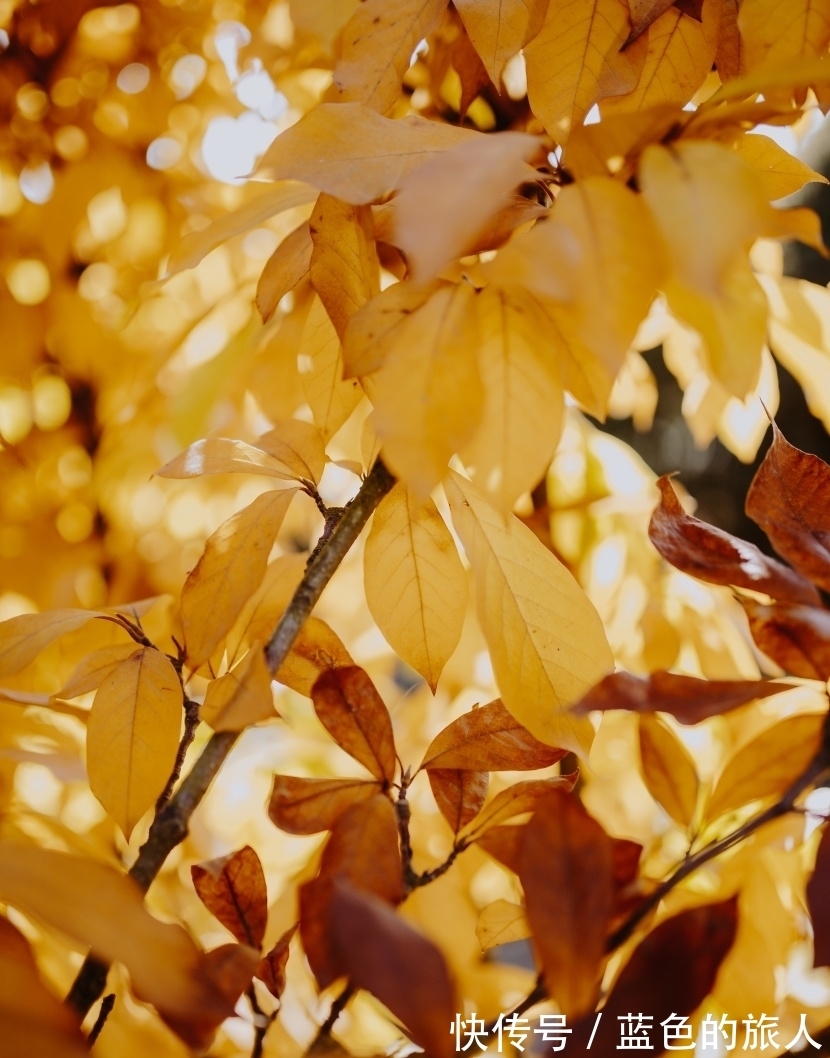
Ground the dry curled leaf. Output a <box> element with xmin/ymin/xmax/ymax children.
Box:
<box><xmin>268</xmin><ymin>775</ymin><xmax>383</xmax><ymax>834</ymax></box>
<box><xmin>255</xmin><ymin>924</ymin><xmax>296</xmax><ymax>1000</ymax></box>
<box><xmin>428</xmin><ymin>768</ymin><xmax>489</xmax><ymax>833</ymax></box>
<box><xmin>311</xmin><ymin>666</ymin><xmax>397</xmax><ymax>783</ymax></box>
<box><xmin>191</xmin><ymin>845</ymin><xmax>268</xmax><ymax>950</ymax></box>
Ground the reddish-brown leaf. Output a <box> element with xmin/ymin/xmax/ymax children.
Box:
<box><xmin>268</xmin><ymin>775</ymin><xmax>383</xmax><ymax>835</ymax></box>
<box><xmin>329</xmin><ymin>882</ymin><xmax>457</xmax><ymax>1058</ymax></box>
<box><xmin>255</xmin><ymin>925</ymin><xmax>296</xmax><ymax>1000</ymax></box>
<box><xmin>420</xmin><ymin>699</ymin><xmax>567</xmax><ymax>771</ymax></box>
<box><xmin>477</xmin><ymin>823</ymin><xmax>525</xmax><ymax>873</ymax></box>
<box><xmin>518</xmin><ymin>789</ymin><xmax>614</xmax><ymax>1019</ymax></box>
<box><xmin>745</xmin><ymin>424</ymin><xmax>830</xmax><ymax>592</ymax></box>
<box><xmin>741</xmin><ymin>598</ymin><xmax>830</xmax><ymax>680</ymax></box>
<box><xmin>649</xmin><ymin>476</ymin><xmax>820</xmax><ymax>605</ymax></box>
<box><xmin>311</xmin><ymin>666</ymin><xmax>397</xmax><ymax>783</ymax></box>
<box><xmin>191</xmin><ymin>847</ymin><xmax>268</xmax><ymax>951</ymax></box>
<box><xmin>428</xmin><ymin>769</ymin><xmax>489</xmax><ymax>833</ymax></box>
<box><xmin>572</xmin><ymin>669</ymin><xmax>789</xmax><ymax>724</ymax></box>
<box><xmin>461</xmin><ymin>774</ymin><xmax>579</xmax><ymax>841</ymax></box>
<box><xmin>569</xmin><ymin>899</ymin><xmax>739</xmax><ymax>1056</ymax></box>
<box><xmin>808</xmin><ymin>826</ymin><xmax>830</xmax><ymax>967</ymax></box>
<box><xmin>612</xmin><ymin>838</ymin><xmax>643</xmax><ymax>889</ymax></box>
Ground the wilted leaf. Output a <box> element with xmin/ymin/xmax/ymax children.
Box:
<box><xmin>311</xmin><ymin>666</ymin><xmax>397</xmax><ymax>783</ymax></box>
<box><xmin>58</xmin><ymin>642</ymin><xmax>137</xmax><ymax>698</ymax></box>
<box><xmin>447</xmin><ymin>471</ymin><xmax>611</xmax><ymax>756</ymax></box>
<box><xmin>87</xmin><ymin>647</ymin><xmax>182</xmax><ymax>838</ymax></box>
<box><xmin>256</xmin><ymin>222</ymin><xmax>313</xmax><ymax>323</ymax></box>
<box><xmin>638</xmin><ymin>714</ymin><xmax>699</xmax><ymax>827</ymax></box>
<box><xmin>455</xmin><ymin>0</ymin><xmax>548</xmax><ymax>81</ymax></box>
<box><xmin>807</xmin><ymin>826</ymin><xmax>830</xmax><ymax>967</ymax></box>
<box><xmin>200</xmin><ymin>646</ymin><xmax>276</xmax><ymax>731</ymax></box>
<box><xmin>255</xmin><ymin>925</ymin><xmax>296</xmax><ymax>1000</ymax></box>
<box><xmin>328</xmin><ymin>882</ymin><xmax>457</xmax><ymax>1058</ymax></box>
<box><xmin>569</xmin><ymin>900</ymin><xmax>739</xmax><ymax>1055</ymax></box>
<box><xmin>256</xmin><ymin>103</ymin><xmax>476</xmax><ymax>204</ymax></box>
<box><xmin>519</xmin><ymin>789</ymin><xmax>614</xmax><ymax>1018</ymax></box>
<box><xmin>256</xmin><ymin>419</ymin><xmax>327</xmax><ymax>485</ymax></box>
<box><xmin>310</xmin><ymin>194</ymin><xmax>380</xmax><ymax>338</ymax></box>
<box><xmin>706</xmin><ymin>713</ymin><xmax>824</xmax><ymax>820</ymax></box>
<box><xmin>332</xmin><ymin>0</ymin><xmax>449</xmax><ymax>114</ymax></box>
<box><xmin>192</xmin><ymin>846</ymin><xmax>268</xmax><ymax>950</ymax></box>
<box><xmin>741</xmin><ymin>599</ymin><xmax>830</xmax><ymax>680</ymax></box>
<box><xmin>364</xmin><ymin>483</ymin><xmax>467</xmax><ymax>691</ymax></box>
<box><xmin>461</xmin><ymin>774</ymin><xmax>579</xmax><ymax>841</ymax></box>
<box><xmin>268</xmin><ymin>775</ymin><xmax>383</xmax><ymax>834</ymax></box>
<box><xmin>156</xmin><ymin>438</ymin><xmax>298</xmax><ymax>481</ymax></box>
<box><xmin>428</xmin><ymin>768</ymin><xmax>489</xmax><ymax>832</ymax></box>
<box><xmin>572</xmin><ymin>669</ymin><xmax>789</xmax><ymax>724</ymax></box>
<box><xmin>421</xmin><ymin>699</ymin><xmax>568</xmax><ymax>771</ymax></box>
<box><xmin>649</xmin><ymin>476</ymin><xmax>820</xmax><ymax>605</ymax></box>
<box><xmin>0</xmin><ymin>608</ymin><xmax>106</xmax><ymax>680</ymax></box>
<box><xmin>275</xmin><ymin>616</ymin><xmax>354</xmax><ymax>696</ymax></box>
<box><xmin>182</xmin><ymin>488</ymin><xmax>296</xmax><ymax>668</ymax></box>
<box><xmin>475</xmin><ymin>898</ymin><xmax>530</xmax><ymax>951</ymax></box>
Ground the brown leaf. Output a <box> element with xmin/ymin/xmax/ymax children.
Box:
<box><xmin>746</xmin><ymin>424</ymin><xmax>830</xmax><ymax>592</ymax></box>
<box><xmin>807</xmin><ymin>826</ymin><xmax>830</xmax><ymax>967</ymax></box>
<box><xmin>477</xmin><ymin>823</ymin><xmax>525</xmax><ymax>872</ymax></box>
<box><xmin>421</xmin><ymin>699</ymin><xmax>568</xmax><ymax>771</ymax></box>
<box><xmin>612</xmin><ymin>838</ymin><xmax>643</xmax><ymax>889</ymax></box>
<box><xmin>518</xmin><ymin>789</ymin><xmax>614</xmax><ymax>1018</ymax></box>
<box><xmin>191</xmin><ymin>846</ymin><xmax>268</xmax><ymax>950</ymax></box>
<box><xmin>649</xmin><ymin>476</ymin><xmax>821</xmax><ymax>605</ymax></box>
<box><xmin>329</xmin><ymin>882</ymin><xmax>457</xmax><ymax>1058</ymax></box>
<box><xmin>572</xmin><ymin>669</ymin><xmax>790</xmax><ymax>724</ymax></box>
<box><xmin>268</xmin><ymin>775</ymin><xmax>383</xmax><ymax>834</ymax></box>
<box><xmin>311</xmin><ymin>666</ymin><xmax>397</xmax><ymax>783</ymax></box>
<box><xmin>461</xmin><ymin>773</ymin><xmax>579</xmax><ymax>841</ymax></box>
<box><xmin>255</xmin><ymin>925</ymin><xmax>296</xmax><ymax>1000</ymax></box>
<box><xmin>256</xmin><ymin>222</ymin><xmax>313</xmax><ymax>323</ymax></box>
<box><xmin>428</xmin><ymin>768</ymin><xmax>489</xmax><ymax>833</ymax></box>
<box><xmin>569</xmin><ymin>900</ymin><xmax>738</xmax><ymax>1056</ymax></box>
<box><xmin>741</xmin><ymin>598</ymin><xmax>830</xmax><ymax>680</ymax></box>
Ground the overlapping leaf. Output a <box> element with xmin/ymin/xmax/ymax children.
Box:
<box><xmin>268</xmin><ymin>775</ymin><xmax>383</xmax><ymax>834</ymax></box>
<box><xmin>200</xmin><ymin>646</ymin><xmax>276</xmax><ymax>731</ymax></box>
<box><xmin>309</xmin><ymin>194</ymin><xmax>380</xmax><ymax>338</ymax></box>
<box><xmin>311</xmin><ymin>666</ymin><xmax>397</xmax><ymax>783</ymax></box>
<box><xmin>638</xmin><ymin>714</ymin><xmax>699</xmax><ymax>827</ymax></box>
<box><xmin>191</xmin><ymin>846</ymin><xmax>268</xmax><ymax>950</ymax></box>
<box><xmin>428</xmin><ymin>768</ymin><xmax>489</xmax><ymax>833</ymax></box>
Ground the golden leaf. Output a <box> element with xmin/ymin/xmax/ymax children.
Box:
<box><xmin>255</xmin><ymin>222</ymin><xmax>313</xmax><ymax>323</ymax></box>
<box><xmin>59</xmin><ymin>642</ymin><xmax>138</xmax><ymax>698</ymax></box>
<box><xmin>200</xmin><ymin>646</ymin><xmax>276</xmax><ymax>732</ymax></box>
<box><xmin>455</xmin><ymin>0</ymin><xmax>548</xmax><ymax>81</ymax></box>
<box><xmin>343</xmin><ymin>279</ymin><xmax>445</xmax><ymax>379</ymax></box>
<box><xmin>87</xmin><ymin>647</ymin><xmax>182</xmax><ymax>837</ymax></box>
<box><xmin>255</xmin><ymin>419</ymin><xmax>327</xmax><ymax>484</ymax></box>
<box><xmin>0</xmin><ymin>609</ymin><xmax>106</xmax><ymax>680</ymax></box>
<box><xmin>446</xmin><ymin>471</ymin><xmax>612</xmax><ymax>756</ymax></box>
<box><xmin>733</xmin><ymin>133</ymin><xmax>828</xmax><ymax>201</ymax></box>
<box><xmin>638</xmin><ymin>713</ymin><xmax>699</xmax><ymax>827</ymax></box>
<box><xmin>364</xmin><ymin>482</ymin><xmax>467</xmax><ymax>691</ymax></box>
<box><xmin>737</xmin><ymin>0</ymin><xmax>830</xmax><ymax>75</ymax></box>
<box><xmin>475</xmin><ymin>898</ymin><xmax>530</xmax><ymax>951</ymax></box>
<box><xmin>460</xmin><ymin>775</ymin><xmax>580</xmax><ymax>841</ymax></box>
<box><xmin>309</xmin><ymin>194</ymin><xmax>380</xmax><ymax>338</ymax></box>
<box><xmin>156</xmin><ymin>437</ymin><xmax>299</xmax><ymax>481</ymax></box>
<box><xmin>275</xmin><ymin>616</ymin><xmax>354</xmax><ymax>696</ymax></box>
<box><xmin>298</xmin><ymin>295</ymin><xmax>363</xmax><ymax>440</ymax></box>
<box><xmin>268</xmin><ymin>775</ymin><xmax>383</xmax><ymax>834</ymax></box>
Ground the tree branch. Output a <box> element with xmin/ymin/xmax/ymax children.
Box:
<box><xmin>66</xmin><ymin>459</ymin><xmax>396</xmax><ymax>1020</ymax></box>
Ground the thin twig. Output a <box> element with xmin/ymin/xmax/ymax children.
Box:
<box><xmin>247</xmin><ymin>984</ymin><xmax>275</xmax><ymax>1058</ymax></box>
<box><xmin>66</xmin><ymin>459</ymin><xmax>396</xmax><ymax>1019</ymax></box>
<box><xmin>311</xmin><ymin>982</ymin><xmax>355</xmax><ymax>1048</ymax></box>
<box><xmin>87</xmin><ymin>993</ymin><xmax>115</xmax><ymax>1046</ymax></box>
<box><xmin>156</xmin><ymin>697</ymin><xmax>200</xmax><ymax>810</ymax></box>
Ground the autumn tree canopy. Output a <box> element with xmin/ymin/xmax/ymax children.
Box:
<box><xmin>5</xmin><ymin>0</ymin><xmax>830</xmax><ymax>1055</ymax></box>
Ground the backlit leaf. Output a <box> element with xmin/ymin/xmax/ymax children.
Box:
<box><xmin>275</xmin><ymin>616</ymin><xmax>354</xmax><ymax>696</ymax></box>
<box><xmin>455</xmin><ymin>0</ymin><xmax>548</xmax><ymax>81</ymax></box>
<box><xmin>734</xmin><ymin>134</ymin><xmax>827</xmax><ymax>201</ymax></box>
<box><xmin>706</xmin><ymin>713</ymin><xmax>824</xmax><ymax>820</ymax></box>
<box><xmin>255</xmin><ymin>925</ymin><xmax>296</xmax><ymax>1000</ymax></box>
<box><xmin>518</xmin><ymin>789</ymin><xmax>614</xmax><ymax>1018</ymax></box>
<box><xmin>268</xmin><ymin>775</ymin><xmax>383</xmax><ymax>834</ymax></box>
<box><xmin>255</xmin><ymin>222</ymin><xmax>313</xmax><ymax>323</ymax></box>
<box><xmin>309</xmin><ymin>194</ymin><xmax>380</xmax><ymax>339</ymax></box>
<box><xmin>447</xmin><ymin>471</ymin><xmax>612</xmax><ymax>756</ymax></box>
<box><xmin>649</xmin><ymin>476</ymin><xmax>820</xmax><ymax>605</ymax></box>
<box><xmin>741</xmin><ymin>599</ymin><xmax>830</xmax><ymax>680</ymax></box>
<box><xmin>199</xmin><ymin>646</ymin><xmax>276</xmax><ymax>731</ymax></box>
<box><xmin>181</xmin><ymin>488</ymin><xmax>296</xmax><ymax>668</ymax></box>
<box><xmin>626</xmin><ymin>0</ymin><xmax>677</xmax><ymax>42</ymax></box>
<box><xmin>87</xmin><ymin>647</ymin><xmax>182</xmax><ymax>838</ymax></box>
<box><xmin>475</xmin><ymin>898</ymin><xmax>530</xmax><ymax>951</ymax></box>
<box><xmin>58</xmin><ymin>642</ymin><xmax>136</xmax><ymax>698</ymax></box>
<box><xmin>428</xmin><ymin>768</ymin><xmax>489</xmax><ymax>832</ymax></box>
<box><xmin>0</xmin><ymin>609</ymin><xmax>106</xmax><ymax>680</ymax></box>
<box><xmin>191</xmin><ymin>846</ymin><xmax>268</xmax><ymax>950</ymax></box>
<box><xmin>737</xmin><ymin>0</ymin><xmax>830</xmax><ymax>74</ymax></box>
<box><xmin>156</xmin><ymin>438</ymin><xmax>298</xmax><ymax>481</ymax></box>
<box><xmin>638</xmin><ymin>714</ymin><xmax>699</xmax><ymax>827</ymax></box>
<box><xmin>364</xmin><ymin>483</ymin><xmax>467</xmax><ymax>691</ymax></box>
<box><xmin>342</xmin><ymin>279</ymin><xmax>444</xmax><ymax>378</ymax></box>
<box><xmin>311</xmin><ymin>666</ymin><xmax>397</xmax><ymax>783</ymax></box>
<box><xmin>256</xmin><ymin>419</ymin><xmax>327</xmax><ymax>485</ymax></box>
<box><xmin>298</xmin><ymin>295</ymin><xmax>362</xmax><ymax>440</ymax></box>
<box><xmin>807</xmin><ymin>826</ymin><xmax>830</xmax><ymax>967</ymax></box>
<box><xmin>477</xmin><ymin>823</ymin><xmax>526</xmax><ymax>872</ymax></box>
<box><xmin>461</xmin><ymin>774</ymin><xmax>579</xmax><ymax>841</ymax></box>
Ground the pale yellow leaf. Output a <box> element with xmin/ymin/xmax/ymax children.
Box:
<box><xmin>342</xmin><ymin>279</ymin><xmax>445</xmax><ymax>378</ymax></box>
<box><xmin>733</xmin><ymin>133</ymin><xmax>828</xmax><ymax>201</ymax></box>
<box><xmin>59</xmin><ymin>643</ymin><xmax>138</xmax><ymax>698</ymax></box>
<box><xmin>182</xmin><ymin>489</ymin><xmax>297</xmax><ymax>668</ymax></box>
<box><xmin>299</xmin><ymin>296</ymin><xmax>363</xmax><ymax>440</ymax></box>
<box><xmin>255</xmin><ymin>419</ymin><xmax>327</xmax><ymax>483</ymax></box>
<box><xmin>638</xmin><ymin>714</ymin><xmax>699</xmax><ymax>827</ymax></box>
<box><xmin>446</xmin><ymin>472</ymin><xmax>612</xmax><ymax>756</ymax></box>
<box><xmin>393</xmin><ymin>132</ymin><xmax>540</xmax><ymax>281</ymax></box>
<box><xmin>372</xmin><ymin>282</ymin><xmax>483</xmax><ymax>498</ymax></box>
<box><xmin>364</xmin><ymin>483</ymin><xmax>467</xmax><ymax>691</ymax></box>
<box><xmin>475</xmin><ymin>899</ymin><xmax>530</xmax><ymax>951</ymax></box>
<box><xmin>156</xmin><ymin>437</ymin><xmax>299</xmax><ymax>481</ymax></box>
<box><xmin>0</xmin><ymin>609</ymin><xmax>106</xmax><ymax>680</ymax></box>
<box><xmin>310</xmin><ymin>194</ymin><xmax>380</xmax><ymax>338</ymax></box>
<box><xmin>332</xmin><ymin>0</ymin><xmax>448</xmax><ymax>113</ymax></box>
<box><xmin>525</xmin><ymin>0</ymin><xmax>639</xmax><ymax>144</ymax></box>
<box><xmin>737</xmin><ymin>0</ymin><xmax>830</xmax><ymax>74</ymax></box>
<box><xmin>200</xmin><ymin>646</ymin><xmax>277</xmax><ymax>731</ymax></box>
<box><xmin>87</xmin><ymin>648</ymin><xmax>182</xmax><ymax>837</ymax></box>
<box><xmin>255</xmin><ymin>102</ymin><xmax>477</xmax><ymax>204</ymax></box>
<box><xmin>225</xmin><ymin>553</ymin><xmax>308</xmax><ymax>666</ymax></box>
<box><xmin>461</xmin><ymin>285</ymin><xmax>564</xmax><ymax>508</ymax></box>
<box><xmin>255</xmin><ymin>221</ymin><xmax>313</xmax><ymax>323</ymax></box>
<box><xmin>289</xmin><ymin>0</ymin><xmax>360</xmax><ymax>51</ymax></box>
<box><xmin>0</xmin><ymin>688</ymin><xmax>89</xmax><ymax>721</ymax></box>
<box><xmin>455</xmin><ymin>0</ymin><xmax>548</xmax><ymax>82</ymax></box>
<box><xmin>275</xmin><ymin>617</ymin><xmax>354</xmax><ymax>696</ymax></box>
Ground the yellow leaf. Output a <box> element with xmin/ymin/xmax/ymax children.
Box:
<box><xmin>200</xmin><ymin>646</ymin><xmax>277</xmax><ymax>731</ymax></box>
<box><xmin>461</xmin><ymin>285</ymin><xmax>565</xmax><ymax>507</ymax></box>
<box><xmin>475</xmin><ymin>898</ymin><xmax>530</xmax><ymax>951</ymax></box>
<box><xmin>733</xmin><ymin>133</ymin><xmax>828</xmax><ymax>201</ymax></box>
<box><xmin>446</xmin><ymin>472</ymin><xmax>611</xmax><ymax>756</ymax></box>
<box><xmin>59</xmin><ymin>642</ymin><xmax>139</xmax><ymax>698</ymax></box>
<box><xmin>603</xmin><ymin>0</ymin><xmax>721</xmax><ymax>114</ymax></box>
<box><xmin>255</xmin><ymin>221</ymin><xmax>313</xmax><ymax>323</ymax></box>
<box><xmin>372</xmin><ymin>282</ymin><xmax>483</xmax><ymax>497</ymax></box>
<box><xmin>309</xmin><ymin>194</ymin><xmax>380</xmax><ymax>338</ymax></box>
<box><xmin>255</xmin><ymin>419</ymin><xmax>327</xmax><ymax>484</ymax></box>
<box><xmin>525</xmin><ymin>0</ymin><xmax>640</xmax><ymax>144</ymax></box>
<box><xmin>0</xmin><ymin>608</ymin><xmax>106</xmax><ymax>680</ymax></box>
<box><xmin>87</xmin><ymin>647</ymin><xmax>182</xmax><ymax>837</ymax></box>
<box><xmin>638</xmin><ymin>714</ymin><xmax>699</xmax><ymax>827</ymax></box>
<box><xmin>182</xmin><ymin>489</ymin><xmax>297</xmax><ymax>668</ymax></box>
<box><xmin>342</xmin><ymin>279</ymin><xmax>445</xmax><ymax>378</ymax></box>
<box><xmin>256</xmin><ymin>102</ymin><xmax>477</xmax><ymax>204</ymax></box>
<box><xmin>393</xmin><ymin>131</ymin><xmax>540</xmax><ymax>281</ymax></box>
<box><xmin>225</xmin><ymin>553</ymin><xmax>308</xmax><ymax>666</ymax></box>
<box><xmin>275</xmin><ymin>616</ymin><xmax>354</xmax><ymax>696</ymax></box>
<box><xmin>460</xmin><ymin>774</ymin><xmax>579</xmax><ymax>839</ymax></box>
<box><xmin>455</xmin><ymin>0</ymin><xmax>548</xmax><ymax>82</ymax></box>
<box><xmin>706</xmin><ymin>713</ymin><xmax>824</xmax><ymax>820</ymax></box>
<box><xmin>364</xmin><ymin>482</ymin><xmax>467</xmax><ymax>691</ymax></box>
<box><xmin>299</xmin><ymin>297</ymin><xmax>363</xmax><ymax>441</ymax></box>
<box><xmin>156</xmin><ymin>437</ymin><xmax>299</xmax><ymax>481</ymax></box>
<box><xmin>737</xmin><ymin>0</ymin><xmax>830</xmax><ymax>75</ymax></box>
<box><xmin>332</xmin><ymin>0</ymin><xmax>449</xmax><ymax>113</ymax></box>
<box><xmin>289</xmin><ymin>0</ymin><xmax>360</xmax><ymax>51</ymax></box>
